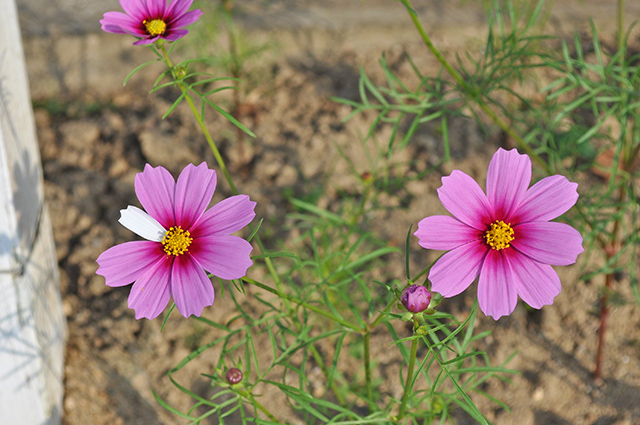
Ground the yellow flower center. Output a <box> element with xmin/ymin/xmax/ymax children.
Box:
<box><xmin>162</xmin><ymin>226</ymin><xmax>193</xmax><ymax>256</ymax></box>
<box><xmin>143</xmin><ymin>19</ymin><xmax>167</xmax><ymax>36</ymax></box>
<box><xmin>484</xmin><ymin>220</ymin><xmax>515</xmax><ymax>251</ymax></box>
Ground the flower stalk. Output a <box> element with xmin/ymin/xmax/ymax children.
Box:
<box><xmin>158</xmin><ymin>44</ymin><xmax>239</xmax><ymax>195</ymax></box>
<box><xmin>363</xmin><ymin>330</ymin><xmax>373</xmax><ymax>406</ymax></box>
<box><xmin>396</xmin><ymin>322</ymin><xmax>419</xmax><ymax>423</ymax></box>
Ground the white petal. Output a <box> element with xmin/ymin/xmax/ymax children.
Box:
<box><xmin>118</xmin><ymin>206</ymin><xmax>166</xmax><ymax>242</ymax></box>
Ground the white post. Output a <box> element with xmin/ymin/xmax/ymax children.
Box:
<box><xmin>0</xmin><ymin>0</ymin><xmax>66</xmax><ymax>424</ymax></box>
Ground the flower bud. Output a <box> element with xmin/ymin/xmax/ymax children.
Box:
<box><xmin>401</xmin><ymin>284</ymin><xmax>431</xmax><ymax>313</ymax></box>
<box><xmin>225</xmin><ymin>367</ymin><xmax>243</xmax><ymax>385</ymax></box>
<box><xmin>172</xmin><ymin>65</ymin><xmax>187</xmax><ymax>80</ymax></box>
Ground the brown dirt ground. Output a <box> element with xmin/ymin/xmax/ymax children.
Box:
<box><xmin>21</xmin><ymin>0</ymin><xmax>640</xmax><ymax>424</ymax></box>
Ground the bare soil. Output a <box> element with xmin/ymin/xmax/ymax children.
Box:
<box><xmin>21</xmin><ymin>0</ymin><xmax>640</xmax><ymax>424</ymax></box>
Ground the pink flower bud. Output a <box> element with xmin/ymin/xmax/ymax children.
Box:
<box><xmin>226</xmin><ymin>368</ymin><xmax>243</xmax><ymax>385</ymax></box>
<box><xmin>401</xmin><ymin>284</ymin><xmax>431</xmax><ymax>313</ymax></box>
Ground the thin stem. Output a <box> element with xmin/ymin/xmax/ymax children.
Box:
<box><xmin>593</xmin><ymin>89</ymin><xmax>640</xmax><ymax>379</ymax></box>
<box><xmin>239</xmin><ymin>390</ymin><xmax>278</xmax><ymax>422</ymax></box>
<box><xmin>183</xmin><ymin>93</ymin><xmax>239</xmax><ymax>194</ymax></box>
<box><xmin>399</xmin><ymin>0</ymin><xmax>549</xmax><ymax>173</ymax></box>
<box><xmin>158</xmin><ymin>43</ymin><xmax>239</xmax><ymax>194</ymax></box>
<box><xmin>243</xmin><ymin>277</ymin><xmax>362</xmax><ymax>332</ymax></box>
<box><xmin>594</xmin><ymin>183</ymin><xmax>626</xmax><ymax>380</ymax></box>
<box><xmin>364</xmin><ymin>330</ymin><xmax>373</xmax><ymax>406</ymax></box>
<box><xmin>223</xmin><ymin>4</ymin><xmax>247</xmax><ymax>165</ymax></box>
<box><xmin>396</xmin><ymin>328</ymin><xmax>419</xmax><ymax>423</ymax></box>
<box><xmin>252</xmin><ymin>397</ymin><xmax>277</xmax><ymax>422</ymax></box>
<box><xmin>617</xmin><ymin>0</ymin><xmax>625</xmax><ymax>59</ymax></box>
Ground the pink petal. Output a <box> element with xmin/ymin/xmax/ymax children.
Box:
<box><xmin>429</xmin><ymin>240</ymin><xmax>487</xmax><ymax>297</ymax></box>
<box><xmin>190</xmin><ymin>235</ymin><xmax>253</xmax><ymax>280</ymax></box>
<box><xmin>133</xmin><ymin>36</ymin><xmax>159</xmax><ymax>45</ymax></box>
<box><xmin>487</xmin><ymin>148</ymin><xmax>531</xmax><ymax>220</ymax></box>
<box><xmin>171</xmin><ymin>255</ymin><xmax>215</xmax><ymax>317</ymax></box>
<box><xmin>128</xmin><ymin>255</ymin><xmax>173</xmax><ymax>319</ymax></box>
<box><xmin>146</xmin><ymin>0</ymin><xmax>166</xmax><ymax>18</ymax></box>
<box><xmin>96</xmin><ymin>241</ymin><xmax>163</xmax><ymax>287</ymax></box>
<box><xmin>477</xmin><ymin>249</ymin><xmax>518</xmax><ymax>320</ymax></box>
<box><xmin>512</xmin><ymin>221</ymin><xmax>584</xmax><ymax>266</ymax></box>
<box><xmin>135</xmin><ymin>164</ymin><xmax>176</xmax><ymax>228</ymax></box>
<box><xmin>100</xmin><ymin>12</ymin><xmax>145</xmax><ymax>35</ymax></box>
<box><xmin>174</xmin><ymin>163</ymin><xmax>216</xmax><ymax>230</ymax></box>
<box><xmin>437</xmin><ymin>170</ymin><xmax>492</xmax><ymax>230</ymax></box>
<box><xmin>192</xmin><ymin>195</ymin><xmax>256</xmax><ymax>237</ymax></box>
<box><xmin>119</xmin><ymin>0</ymin><xmax>149</xmax><ymax>20</ymax></box>
<box><xmin>509</xmin><ymin>252</ymin><xmax>561</xmax><ymax>309</ymax></box>
<box><xmin>512</xmin><ymin>175</ymin><xmax>579</xmax><ymax>223</ymax></box>
<box><xmin>414</xmin><ymin>215</ymin><xmax>480</xmax><ymax>251</ymax></box>
<box><xmin>162</xmin><ymin>29</ymin><xmax>190</xmax><ymax>41</ymax></box>
<box><xmin>167</xmin><ymin>8</ymin><xmax>202</xmax><ymax>28</ymax></box>
<box><xmin>164</xmin><ymin>0</ymin><xmax>193</xmax><ymax>20</ymax></box>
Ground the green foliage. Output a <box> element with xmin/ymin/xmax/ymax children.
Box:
<box><xmin>111</xmin><ymin>0</ymin><xmax>640</xmax><ymax>422</ymax></box>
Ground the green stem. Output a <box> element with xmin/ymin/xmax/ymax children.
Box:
<box><xmin>363</xmin><ymin>330</ymin><xmax>373</xmax><ymax>406</ymax></box>
<box><xmin>158</xmin><ymin>44</ymin><xmax>239</xmax><ymax>194</ymax></box>
<box><xmin>243</xmin><ymin>277</ymin><xmax>362</xmax><ymax>332</ymax></box>
<box><xmin>617</xmin><ymin>0</ymin><xmax>625</xmax><ymax>59</ymax></box>
<box><xmin>238</xmin><ymin>390</ymin><xmax>278</xmax><ymax>422</ymax></box>
<box><xmin>184</xmin><ymin>93</ymin><xmax>239</xmax><ymax>193</ymax></box>
<box><xmin>396</xmin><ymin>326</ymin><xmax>419</xmax><ymax>422</ymax></box>
<box><xmin>399</xmin><ymin>0</ymin><xmax>549</xmax><ymax>173</ymax></box>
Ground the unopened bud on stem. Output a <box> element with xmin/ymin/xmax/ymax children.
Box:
<box><xmin>226</xmin><ymin>367</ymin><xmax>243</xmax><ymax>385</ymax></box>
<box><xmin>401</xmin><ymin>284</ymin><xmax>431</xmax><ymax>313</ymax></box>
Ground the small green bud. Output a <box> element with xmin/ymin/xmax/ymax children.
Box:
<box><xmin>415</xmin><ymin>325</ymin><xmax>428</xmax><ymax>336</ymax></box>
<box><xmin>172</xmin><ymin>65</ymin><xmax>187</xmax><ymax>80</ymax></box>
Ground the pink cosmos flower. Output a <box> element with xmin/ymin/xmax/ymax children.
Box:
<box><xmin>414</xmin><ymin>148</ymin><xmax>584</xmax><ymax>320</ymax></box>
<box><xmin>100</xmin><ymin>0</ymin><xmax>203</xmax><ymax>46</ymax></box>
<box><xmin>96</xmin><ymin>163</ymin><xmax>255</xmax><ymax>319</ymax></box>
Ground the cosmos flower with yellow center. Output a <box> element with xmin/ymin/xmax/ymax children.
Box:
<box><xmin>100</xmin><ymin>0</ymin><xmax>203</xmax><ymax>46</ymax></box>
<box><xmin>415</xmin><ymin>148</ymin><xmax>584</xmax><ymax>320</ymax></box>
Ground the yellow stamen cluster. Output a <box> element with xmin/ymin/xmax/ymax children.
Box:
<box><xmin>484</xmin><ymin>220</ymin><xmax>515</xmax><ymax>251</ymax></box>
<box><xmin>162</xmin><ymin>226</ymin><xmax>192</xmax><ymax>256</ymax></box>
<box><xmin>143</xmin><ymin>19</ymin><xmax>167</xmax><ymax>36</ymax></box>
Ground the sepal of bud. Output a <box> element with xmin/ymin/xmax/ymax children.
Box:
<box><xmin>401</xmin><ymin>312</ymin><xmax>414</xmax><ymax>322</ymax></box>
<box><xmin>428</xmin><ymin>292</ymin><xmax>443</xmax><ymax>309</ymax></box>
